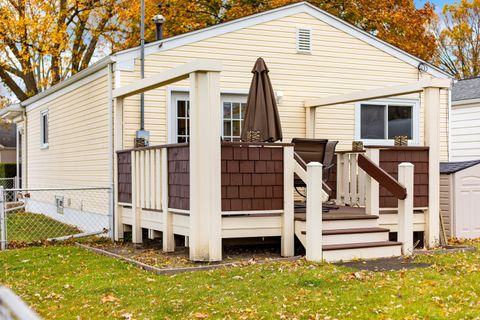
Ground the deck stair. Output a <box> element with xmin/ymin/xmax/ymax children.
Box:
<box><xmin>294</xmin><ymin>206</ymin><xmax>402</xmax><ymax>262</ymax></box>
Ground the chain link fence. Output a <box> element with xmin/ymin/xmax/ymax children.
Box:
<box><xmin>0</xmin><ymin>187</ymin><xmax>112</xmax><ymax>249</ymax></box>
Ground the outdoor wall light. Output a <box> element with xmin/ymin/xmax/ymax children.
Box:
<box><xmin>276</xmin><ymin>90</ymin><xmax>284</xmax><ymax>103</ymax></box>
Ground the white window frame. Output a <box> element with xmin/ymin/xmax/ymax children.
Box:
<box><xmin>354</xmin><ymin>98</ymin><xmax>420</xmax><ymax>146</ymax></box>
<box><xmin>40</xmin><ymin>109</ymin><xmax>49</xmax><ymax>149</ymax></box>
<box><xmin>167</xmin><ymin>88</ymin><xmax>248</xmax><ymax>143</ymax></box>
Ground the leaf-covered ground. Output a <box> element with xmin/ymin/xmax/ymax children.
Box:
<box><xmin>1</xmin><ymin>241</ymin><xmax>480</xmax><ymax>319</ymax></box>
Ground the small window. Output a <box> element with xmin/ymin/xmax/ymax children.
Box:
<box><xmin>40</xmin><ymin>110</ymin><xmax>49</xmax><ymax>148</ymax></box>
<box><xmin>356</xmin><ymin>100</ymin><xmax>418</xmax><ymax>145</ymax></box>
<box><xmin>296</xmin><ymin>27</ymin><xmax>312</xmax><ymax>53</ymax></box>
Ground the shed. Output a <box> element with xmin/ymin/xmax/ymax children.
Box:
<box><xmin>440</xmin><ymin>160</ymin><xmax>480</xmax><ymax>239</ymax></box>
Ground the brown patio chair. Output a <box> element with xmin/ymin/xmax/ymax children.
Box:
<box><xmin>292</xmin><ymin>138</ymin><xmax>338</xmax><ymax>198</ymax></box>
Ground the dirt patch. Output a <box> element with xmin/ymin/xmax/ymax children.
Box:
<box><xmin>87</xmin><ymin>239</ymin><xmax>289</xmax><ymax>269</ymax></box>
<box><xmin>338</xmin><ymin>256</ymin><xmax>431</xmax><ymax>272</ymax></box>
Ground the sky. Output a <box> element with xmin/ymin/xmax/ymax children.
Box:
<box><xmin>415</xmin><ymin>0</ymin><xmax>456</xmax><ymax>10</ymax></box>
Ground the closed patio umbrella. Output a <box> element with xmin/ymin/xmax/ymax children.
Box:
<box><xmin>241</xmin><ymin>58</ymin><xmax>283</xmax><ymax>142</ymax></box>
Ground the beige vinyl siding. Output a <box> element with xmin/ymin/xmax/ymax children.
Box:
<box><xmin>119</xmin><ymin>12</ymin><xmax>449</xmax><ymax>160</ymax></box>
<box><xmin>450</xmin><ymin>102</ymin><xmax>480</xmax><ymax>161</ymax></box>
<box><xmin>25</xmin><ymin>74</ymin><xmax>110</xmax><ymax>188</ymax></box>
<box><xmin>440</xmin><ymin>173</ymin><xmax>452</xmax><ymax>238</ymax></box>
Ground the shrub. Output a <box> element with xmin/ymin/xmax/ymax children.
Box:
<box><xmin>0</xmin><ymin>163</ymin><xmax>16</xmax><ymax>178</ymax></box>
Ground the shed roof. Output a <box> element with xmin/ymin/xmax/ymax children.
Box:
<box><xmin>440</xmin><ymin>160</ymin><xmax>480</xmax><ymax>174</ymax></box>
<box><xmin>452</xmin><ymin>77</ymin><xmax>480</xmax><ymax>102</ymax></box>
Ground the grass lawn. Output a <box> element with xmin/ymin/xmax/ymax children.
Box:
<box><xmin>6</xmin><ymin>211</ymin><xmax>80</xmax><ymax>243</ymax></box>
<box><xmin>1</xmin><ymin>242</ymin><xmax>480</xmax><ymax>319</ymax></box>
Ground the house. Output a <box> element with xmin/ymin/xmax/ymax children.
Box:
<box><xmin>0</xmin><ymin>2</ymin><xmax>452</xmax><ymax>261</ymax></box>
<box><xmin>0</xmin><ymin>123</ymin><xmax>16</xmax><ymax>163</ymax></box>
<box><xmin>450</xmin><ymin>77</ymin><xmax>480</xmax><ymax>161</ymax></box>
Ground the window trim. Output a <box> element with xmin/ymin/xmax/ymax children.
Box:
<box><xmin>167</xmin><ymin>87</ymin><xmax>248</xmax><ymax>143</ymax></box>
<box><xmin>354</xmin><ymin>98</ymin><xmax>420</xmax><ymax>146</ymax></box>
<box><xmin>40</xmin><ymin>109</ymin><xmax>49</xmax><ymax>149</ymax></box>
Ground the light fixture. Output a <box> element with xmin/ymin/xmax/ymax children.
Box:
<box><xmin>276</xmin><ymin>90</ymin><xmax>284</xmax><ymax>103</ymax></box>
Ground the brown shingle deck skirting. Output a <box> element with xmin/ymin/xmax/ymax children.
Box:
<box><xmin>221</xmin><ymin>144</ymin><xmax>284</xmax><ymax>211</ymax></box>
<box><xmin>168</xmin><ymin>145</ymin><xmax>190</xmax><ymax>210</ymax></box>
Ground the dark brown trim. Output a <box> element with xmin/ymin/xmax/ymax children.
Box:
<box><xmin>221</xmin><ymin>141</ymin><xmax>295</xmax><ymax>147</ymax></box>
<box><xmin>116</xmin><ymin>143</ymin><xmax>189</xmax><ymax>154</ymax></box>
<box><xmin>335</xmin><ymin>150</ymin><xmax>367</xmax><ymax>154</ymax></box>
<box><xmin>358</xmin><ymin>154</ymin><xmax>407</xmax><ymax>200</ymax></box>
<box><xmin>364</xmin><ymin>146</ymin><xmax>430</xmax><ymax>151</ymax></box>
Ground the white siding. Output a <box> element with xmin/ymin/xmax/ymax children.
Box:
<box><xmin>451</xmin><ymin>103</ymin><xmax>480</xmax><ymax>161</ymax></box>
<box><xmin>25</xmin><ymin>73</ymin><xmax>110</xmax><ymax>188</ymax></box>
<box><xmin>440</xmin><ymin>174</ymin><xmax>452</xmax><ymax>238</ymax></box>
<box><xmin>119</xmin><ymin>12</ymin><xmax>449</xmax><ymax>161</ymax></box>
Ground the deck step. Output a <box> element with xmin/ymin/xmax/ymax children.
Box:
<box><xmin>297</xmin><ymin>227</ymin><xmax>390</xmax><ymax>246</ymax></box>
<box><xmin>322</xmin><ymin>241</ymin><xmax>401</xmax><ymax>251</ymax></box>
<box><xmin>301</xmin><ymin>227</ymin><xmax>390</xmax><ymax>235</ymax></box>
<box><xmin>294</xmin><ymin>214</ymin><xmax>379</xmax><ymax>222</ymax></box>
<box><xmin>322</xmin><ymin>241</ymin><xmax>402</xmax><ymax>262</ymax></box>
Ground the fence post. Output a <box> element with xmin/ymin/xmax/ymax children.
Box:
<box><xmin>306</xmin><ymin>162</ymin><xmax>323</xmax><ymax>262</ymax></box>
<box><xmin>108</xmin><ymin>187</ymin><xmax>114</xmax><ymax>240</ymax></box>
<box><xmin>365</xmin><ymin>148</ymin><xmax>380</xmax><ymax>216</ymax></box>
<box><xmin>0</xmin><ymin>187</ymin><xmax>5</xmax><ymax>250</ymax></box>
<box><xmin>398</xmin><ymin>162</ymin><xmax>414</xmax><ymax>255</ymax></box>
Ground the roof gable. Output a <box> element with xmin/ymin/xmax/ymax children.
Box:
<box><xmin>115</xmin><ymin>2</ymin><xmax>451</xmax><ymax>79</ymax></box>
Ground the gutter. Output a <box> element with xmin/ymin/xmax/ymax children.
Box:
<box><xmin>21</xmin><ymin>56</ymin><xmax>114</xmax><ymax>107</ymax></box>
<box><xmin>107</xmin><ymin>62</ymin><xmax>115</xmax><ymax>239</ymax></box>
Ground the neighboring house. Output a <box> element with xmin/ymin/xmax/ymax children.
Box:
<box><xmin>450</xmin><ymin>77</ymin><xmax>480</xmax><ymax>161</ymax></box>
<box><xmin>0</xmin><ymin>2</ymin><xmax>453</xmax><ymax>261</ymax></box>
<box><xmin>0</xmin><ymin>123</ymin><xmax>16</xmax><ymax>163</ymax></box>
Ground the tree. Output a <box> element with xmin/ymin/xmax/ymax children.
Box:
<box><xmin>435</xmin><ymin>0</ymin><xmax>480</xmax><ymax>79</ymax></box>
<box><xmin>0</xmin><ymin>0</ymin><xmax>163</xmax><ymax>101</ymax></box>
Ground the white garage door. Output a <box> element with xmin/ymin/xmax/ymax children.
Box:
<box><xmin>451</xmin><ymin>105</ymin><xmax>480</xmax><ymax>161</ymax></box>
<box><xmin>454</xmin><ymin>169</ymin><xmax>480</xmax><ymax>239</ymax></box>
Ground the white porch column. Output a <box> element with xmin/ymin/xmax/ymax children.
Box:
<box><xmin>306</xmin><ymin>162</ymin><xmax>323</xmax><ymax>262</ymax></box>
<box><xmin>282</xmin><ymin>146</ymin><xmax>295</xmax><ymax>257</ymax></box>
<box><xmin>398</xmin><ymin>162</ymin><xmax>414</xmax><ymax>255</ymax></box>
<box><xmin>306</xmin><ymin>107</ymin><xmax>316</xmax><ymax>138</ymax></box>
<box><xmin>365</xmin><ymin>148</ymin><xmax>380</xmax><ymax>216</ymax></box>
<box><xmin>114</xmin><ymin>97</ymin><xmax>124</xmax><ymax>241</ymax></box>
<box><xmin>424</xmin><ymin>87</ymin><xmax>440</xmax><ymax>247</ymax></box>
<box><xmin>189</xmin><ymin>70</ymin><xmax>222</xmax><ymax>262</ymax></box>
<box><xmin>131</xmin><ymin>150</ymin><xmax>143</xmax><ymax>243</ymax></box>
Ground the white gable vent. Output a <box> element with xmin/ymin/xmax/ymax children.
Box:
<box><xmin>296</xmin><ymin>27</ymin><xmax>312</xmax><ymax>53</ymax></box>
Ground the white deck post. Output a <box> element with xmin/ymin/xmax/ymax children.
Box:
<box><xmin>161</xmin><ymin>148</ymin><xmax>174</xmax><ymax>252</ymax></box>
<box><xmin>398</xmin><ymin>162</ymin><xmax>414</xmax><ymax>255</ymax></box>
<box><xmin>306</xmin><ymin>162</ymin><xmax>323</xmax><ymax>262</ymax></box>
<box><xmin>306</xmin><ymin>107</ymin><xmax>316</xmax><ymax>138</ymax></box>
<box><xmin>424</xmin><ymin>87</ymin><xmax>441</xmax><ymax>248</ymax></box>
<box><xmin>365</xmin><ymin>148</ymin><xmax>380</xmax><ymax>216</ymax></box>
<box><xmin>114</xmin><ymin>97</ymin><xmax>124</xmax><ymax>241</ymax></box>
<box><xmin>189</xmin><ymin>70</ymin><xmax>222</xmax><ymax>262</ymax></box>
<box><xmin>282</xmin><ymin>146</ymin><xmax>295</xmax><ymax>257</ymax></box>
<box><xmin>131</xmin><ymin>151</ymin><xmax>143</xmax><ymax>243</ymax></box>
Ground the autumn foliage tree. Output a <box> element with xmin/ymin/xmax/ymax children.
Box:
<box><xmin>435</xmin><ymin>0</ymin><xmax>480</xmax><ymax>79</ymax></box>
<box><xmin>0</xmin><ymin>0</ymin><xmax>438</xmax><ymax>102</ymax></box>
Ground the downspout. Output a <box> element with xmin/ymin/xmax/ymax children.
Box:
<box><xmin>108</xmin><ymin>62</ymin><xmax>114</xmax><ymax>239</ymax></box>
<box><xmin>447</xmin><ymin>84</ymin><xmax>453</xmax><ymax>162</ymax></box>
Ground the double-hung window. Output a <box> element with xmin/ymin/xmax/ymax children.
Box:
<box><xmin>355</xmin><ymin>99</ymin><xmax>419</xmax><ymax>145</ymax></box>
<box><xmin>170</xmin><ymin>91</ymin><xmax>247</xmax><ymax>143</ymax></box>
<box><xmin>40</xmin><ymin>109</ymin><xmax>49</xmax><ymax>148</ymax></box>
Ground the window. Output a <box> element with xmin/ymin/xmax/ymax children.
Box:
<box><xmin>40</xmin><ymin>110</ymin><xmax>49</xmax><ymax>148</ymax></box>
<box><xmin>170</xmin><ymin>91</ymin><xmax>247</xmax><ymax>143</ymax></box>
<box><xmin>355</xmin><ymin>100</ymin><xmax>418</xmax><ymax>145</ymax></box>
